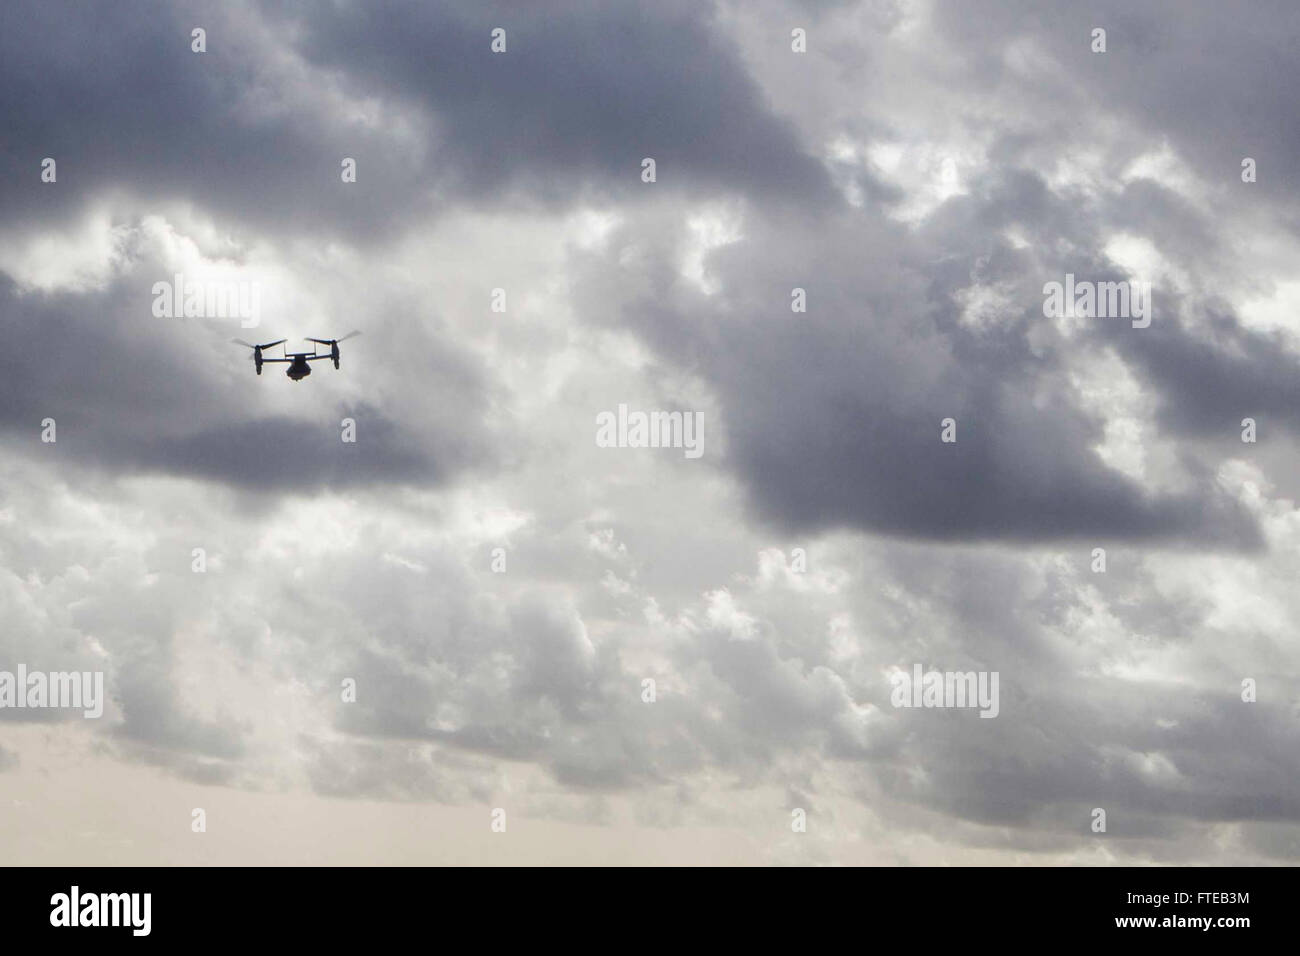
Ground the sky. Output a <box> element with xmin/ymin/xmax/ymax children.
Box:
<box><xmin>2</xmin><ymin>0</ymin><xmax>1299</xmax><ymax>866</ymax></box>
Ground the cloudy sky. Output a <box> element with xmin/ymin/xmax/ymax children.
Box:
<box><xmin>2</xmin><ymin>0</ymin><xmax>1299</xmax><ymax>865</ymax></box>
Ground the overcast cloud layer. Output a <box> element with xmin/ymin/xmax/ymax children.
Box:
<box><xmin>2</xmin><ymin>0</ymin><xmax>1299</xmax><ymax>865</ymax></box>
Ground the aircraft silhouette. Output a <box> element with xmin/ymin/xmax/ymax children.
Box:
<box><xmin>232</xmin><ymin>332</ymin><xmax>360</xmax><ymax>380</ymax></box>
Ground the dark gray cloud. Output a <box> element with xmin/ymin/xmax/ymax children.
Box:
<box><xmin>0</xmin><ymin>0</ymin><xmax>429</xmax><ymax>240</ymax></box>
<box><xmin>0</xmin><ymin>0</ymin><xmax>833</xmax><ymax>244</ymax></box>
<box><xmin>930</xmin><ymin>0</ymin><xmax>1300</xmax><ymax>212</ymax></box>
<box><xmin>570</xmin><ymin>197</ymin><xmax>1264</xmax><ymax>546</ymax></box>
<box><xmin>273</xmin><ymin>0</ymin><xmax>835</xmax><ymax>208</ymax></box>
<box><xmin>1098</xmin><ymin>310</ymin><xmax>1300</xmax><ymax>440</ymax></box>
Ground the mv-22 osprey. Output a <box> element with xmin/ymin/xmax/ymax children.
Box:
<box><xmin>232</xmin><ymin>332</ymin><xmax>360</xmax><ymax>380</ymax></box>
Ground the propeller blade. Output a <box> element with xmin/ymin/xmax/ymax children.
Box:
<box><xmin>305</xmin><ymin>332</ymin><xmax>359</xmax><ymax>345</ymax></box>
<box><xmin>255</xmin><ymin>339</ymin><xmax>286</xmax><ymax>350</ymax></box>
<box><xmin>232</xmin><ymin>338</ymin><xmax>256</xmax><ymax>348</ymax></box>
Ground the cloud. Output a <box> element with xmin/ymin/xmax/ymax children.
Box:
<box><xmin>570</xmin><ymin>198</ymin><xmax>1265</xmax><ymax>545</ymax></box>
<box><xmin>0</xmin><ymin>223</ymin><xmax>500</xmax><ymax>494</ymax></box>
<box><xmin>2</xmin><ymin>0</ymin><xmax>1299</xmax><ymax>865</ymax></box>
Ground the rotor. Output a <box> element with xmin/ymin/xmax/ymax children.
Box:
<box><xmin>305</xmin><ymin>331</ymin><xmax>360</xmax><ymax>369</ymax></box>
<box><xmin>232</xmin><ymin>338</ymin><xmax>286</xmax><ymax>375</ymax></box>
